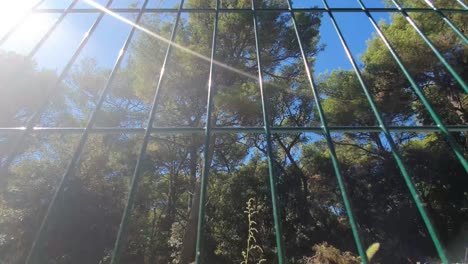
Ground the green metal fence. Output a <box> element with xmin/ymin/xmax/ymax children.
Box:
<box><xmin>0</xmin><ymin>0</ymin><xmax>466</xmax><ymax>263</ymax></box>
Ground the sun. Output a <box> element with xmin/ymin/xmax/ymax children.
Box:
<box><xmin>0</xmin><ymin>1</ymin><xmax>39</xmax><ymax>33</ymax></box>
<box><xmin>0</xmin><ymin>1</ymin><xmax>53</xmax><ymax>49</ymax></box>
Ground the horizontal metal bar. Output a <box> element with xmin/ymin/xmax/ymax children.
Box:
<box><xmin>0</xmin><ymin>0</ymin><xmax>46</xmax><ymax>46</ymax></box>
<box><xmin>0</xmin><ymin>125</ymin><xmax>467</xmax><ymax>135</ymax></box>
<box><xmin>31</xmin><ymin>7</ymin><xmax>468</xmax><ymax>14</ymax></box>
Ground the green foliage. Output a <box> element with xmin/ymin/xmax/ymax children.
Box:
<box><xmin>0</xmin><ymin>51</ymin><xmax>59</xmax><ymax>127</ymax></box>
<box><xmin>0</xmin><ymin>0</ymin><xmax>466</xmax><ymax>263</ymax></box>
<box><xmin>241</xmin><ymin>198</ymin><xmax>266</xmax><ymax>264</ymax></box>
<box><xmin>304</xmin><ymin>242</ymin><xmax>360</xmax><ymax>264</ymax></box>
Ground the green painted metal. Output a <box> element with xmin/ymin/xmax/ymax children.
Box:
<box><xmin>29</xmin><ymin>7</ymin><xmax>468</xmax><ymax>14</ymax></box>
<box><xmin>27</xmin><ymin>0</ymin><xmax>80</xmax><ymax>58</ymax></box>
<box><xmin>0</xmin><ymin>0</ymin><xmax>111</xmax><ymax>177</ymax></box>
<box><xmin>322</xmin><ymin>0</ymin><xmax>450</xmax><ymax>262</ymax></box>
<box><xmin>0</xmin><ymin>1</ymin><xmax>466</xmax><ymax>263</ymax></box>
<box><xmin>251</xmin><ymin>0</ymin><xmax>287</xmax><ymax>262</ymax></box>
<box><xmin>285</xmin><ymin>1</ymin><xmax>368</xmax><ymax>262</ymax></box>
<box><xmin>422</xmin><ymin>0</ymin><xmax>468</xmax><ymax>43</ymax></box>
<box><xmin>195</xmin><ymin>0</ymin><xmax>220</xmax><ymax>262</ymax></box>
<box><xmin>1</xmin><ymin>125</ymin><xmax>468</xmax><ymax>135</ymax></box>
<box><xmin>391</xmin><ymin>0</ymin><xmax>467</xmax><ymax>93</ymax></box>
<box><xmin>356</xmin><ymin>0</ymin><xmax>468</xmax><ymax>172</ymax></box>
<box><xmin>25</xmin><ymin>0</ymin><xmax>155</xmax><ymax>262</ymax></box>
<box><xmin>110</xmin><ymin>0</ymin><xmax>184</xmax><ymax>263</ymax></box>
<box><xmin>455</xmin><ymin>0</ymin><xmax>467</xmax><ymax>9</ymax></box>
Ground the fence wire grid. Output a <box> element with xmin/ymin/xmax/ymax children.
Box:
<box><xmin>0</xmin><ymin>0</ymin><xmax>467</xmax><ymax>263</ymax></box>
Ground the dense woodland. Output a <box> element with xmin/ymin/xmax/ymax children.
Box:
<box><xmin>0</xmin><ymin>0</ymin><xmax>467</xmax><ymax>263</ymax></box>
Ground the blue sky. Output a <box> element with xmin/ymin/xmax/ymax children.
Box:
<box><xmin>0</xmin><ymin>0</ymin><xmax>391</xmax><ymax>77</ymax></box>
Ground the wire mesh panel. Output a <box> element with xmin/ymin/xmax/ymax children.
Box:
<box><xmin>0</xmin><ymin>0</ymin><xmax>467</xmax><ymax>263</ymax></box>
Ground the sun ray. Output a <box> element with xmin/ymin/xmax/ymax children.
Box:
<box><xmin>83</xmin><ymin>0</ymin><xmax>259</xmax><ymax>82</ymax></box>
<box><xmin>0</xmin><ymin>1</ymin><xmax>54</xmax><ymax>52</ymax></box>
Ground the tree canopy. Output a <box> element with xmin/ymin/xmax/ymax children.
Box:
<box><xmin>0</xmin><ymin>0</ymin><xmax>466</xmax><ymax>263</ymax></box>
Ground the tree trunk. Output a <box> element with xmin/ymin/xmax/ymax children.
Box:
<box><xmin>180</xmin><ymin>181</ymin><xmax>200</xmax><ymax>264</ymax></box>
<box><xmin>447</xmin><ymin>93</ymin><xmax>467</xmax><ymax>124</ymax></box>
<box><xmin>180</xmin><ymin>126</ymin><xmax>217</xmax><ymax>263</ymax></box>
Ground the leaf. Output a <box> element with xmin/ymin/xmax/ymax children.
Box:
<box><xmin>249</xmin><ymin>235</ymin><xmax>257</xmax><ymax>243</ymax></box>
<box><xmin>366</xmin><ymin>242</ymin><xmax>380</xmax><ymax>261</ymax></box>
<box><xmin>252</xmin><ymin>245</ymin><xmax>263</xmax><ymax>252</ymax></box>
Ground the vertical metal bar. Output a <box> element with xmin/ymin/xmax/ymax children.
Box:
<box><xmin>0</xmin><ymin>0</ymin><xmax>80</xmax><ymax>142</ymax></box>
<box><xmin>285</xmin><ymin>2</ymin><xmax>368</xmax><ymax>262</ymax></box>
<box><xmin>194</xmin><ymin>0</ymin><xmax>219</xmax><ymax>262</ymax></box>
<box><xmin>25</xmin><ymin>1</ymin><xmax>149</xmax><ymax>263</ymax></box>
<box><xmin>356</xmin><ymin>0</ymin><xmax>468</xmax><ymax>172</ymax></box>
<box><xmin>0</xmin><ymin>0</ymin><xmax>46</xmax><ymax>46</ymax></box>
<box><xmin>455</xmin><ymin>0</ymin><xmax>468</xmax><ymax>9</ymax></box>
<box><xmin>251</xmin><ymin>1</ymin><xmax>286</xmax><ymax>263</ymax></box>
<box><xmin>421</xmin><ymin>0</ymin><xmax>467</xmax><ymax>43</ymax></box>
<box><xmin>27</xmin><ymin>0</ymin><xmax>81</xmax><ymax>58</ymax></box>
<box><xmin>0</xmin><ymin>0</ymin><xmax>113</xmax><ymax>178</ymax></box>
<box><xmin>390</xmin><ymin>0</ymin><xmax>467</xmax><ymax>93</ymax></box>
<box><xmin>321</xmin><ymin>0</ymin><xmax>449</xmax><ymax>263</ymax></box>
<box><xmin>110</xmin><ymin>0</ymin><xmax>185</xmax><ymax>262</ymax></box>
